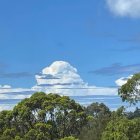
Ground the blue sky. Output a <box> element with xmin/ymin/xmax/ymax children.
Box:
<box><xmin>0</xmin><ymin>0</ymin><xmax>140</xmax><ymax>88</ymax></box>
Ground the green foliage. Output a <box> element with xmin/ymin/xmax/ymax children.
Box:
<box><xmin>101</xmin><ymin>117</ymin><xmax>140</xmax><ymax>140</ymax></box>
<box><xmin>0</xmin><ymin>92</ymin><xmax>140</xmax><ymax>140</ymax></box>
<box><xmin>14</xmin><ymin>136</ymin><xmax>22</xmax><ymax>140</ymax></box>
<box><xmin>79</xmin><ymin>103</ymin><xmax>111</xmax><ymax>140</ymax></box>
<box><xmin>118</xmin><ymin>73</ymin><xmax>140</xmax><ymax>104</ymax></box>
<box><xmin>0</xmin><ymin>92</ymin><xmax>87</xmax><ymax>140</ymax></box>
<box><xmin>60</xmin><ymin>136</ymin><xmax>79</xmax><ymax>140</ymax></box>
<box><xmin>125</xmin><ymin>107</ymin><xmax>140</xmax><ymax>119</ymax></box>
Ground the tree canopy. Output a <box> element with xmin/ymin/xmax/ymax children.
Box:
<box><xmin>102</xmin><ymin>117</ymin><xmax>140</xmax><ymax>140</ymax></box>
<box><xmin>118</xmin><ymin>73</ymin><xmax>140</xmax><ymax>104</ymax></box>
<box><xmin>0</xmin><ymin>92</ymin><xmax>87</xmax><ymax>140</ymax></box>
<box><xmin>79</xmin><ymin>102</ymin><xmax>111</xmax><ymax>140</ymax></box>
<box><xmin>0</xmin><ymin>92</ymin><xmax>140</xmax><ymax>140</ymax></box>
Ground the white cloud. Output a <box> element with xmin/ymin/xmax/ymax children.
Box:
<box><xmin>35</xmin><ymin>61</ymin><xmax>85</xmax><ymax>86</ymax></box>
<box><xmin>32</xmin><ymin>61</ymin><xmax>117</xmax><ymax>96</ymax></box>
<box><xmin>0</xmin><ymin>87</ymin><xmax>33</xmax><ymax>110</ymax></box>
<box><xmin>0</xmin><ymin>61</ymin><xmax>117</xmax><ymax>100</ymax></box>
<box><xmin>0</xmin><ymin>104</ymin><xmax>14</xmax><ymax>111</ymax></box>
<box><xmin>106</xmin><ymin>0</ymin><xmax>140</xmax><ymax>18</ymax></box>
<box><xmin>115</xmin><ymin>75</ymin><xmax>133</xmax><ymax>86</ymax></box>
<box><xmin>0</xmin><ymin>85</ymin><xmax>12</xmax><ymax>89</ymax></box>
<box><xmin>0</xmin><ymin>61</ymin><xmax>118</xmax><ymax>111</ymax></box>
<box><xmin>0</xmin><ymin>93</ymin><xmax>31</xmax><ymax>100</ymax></box>
<box><xmin>0</xmin><ymin>85</ymin><xmax>33</xmax><ymax>100</ymax></box>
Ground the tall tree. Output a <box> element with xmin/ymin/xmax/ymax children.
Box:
<box><xmin>118</xmin><ymin>73</ymin><xmax>140</xmax><ymax>104</ymax></box>
<box><xmin>0</xmin><ymin>92</ymin><xmax>88</xmax><ymax>140</ymax></box>
<box><xmin>79</xmin><ymin>103</ymin><xmax>111</xmax><ymax>140</ymax></box>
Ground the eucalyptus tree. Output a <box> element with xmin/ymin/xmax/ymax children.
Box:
<box><xmin>79</xmin><ymin>102</ymin><xmax>111</xmax><ymax>140</ymax></box>
<box><xmin>101</xmin><ymin>117</ymin><xmax>140</xmax><ymax>140</ymax></box>
<box><xmin>0</xmin><ymin>92</ymin><xmax>88</xmax><ymax>140</ymax></box>
<box><xmin>118</xmin><ymin>73</ymin><xmax>140</xmax><ymax>104</ymax></box>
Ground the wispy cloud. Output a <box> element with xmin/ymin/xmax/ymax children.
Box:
<box><xmin>106</xmin><ymin>0</ymin><xmax>140</xmax><ymax>18</ymax></box>
<box><xmin>0</xmin><ymin>62</ymin><xmax>8</xmax><ymax>73</ymax></box>
<box><xmin>111</xmin><ymin>46</ymin><xmax>140</xmax><ymax>52</ymax></box>
<box><xmin>91</xmin><ymin>63</ymin><xmax>140</xmax><ymax>76</ymax></box>
<box><xmin>119</xmin><ymin>35</ymin><xmax>140</xmax><ymax>43</ymax></box>
<box><xmin>0</xmin><ymin>72</ymin><xmax>32</xmax><ymax>79</ymax></box>
<box><xmin>120</xmin><ymin>46</ymin><xmax>140</xmax><ymax>52</ymax></box>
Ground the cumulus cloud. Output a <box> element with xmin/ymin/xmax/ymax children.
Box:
<box><xmin>106</xmin><ymin>0</ymin><xmax>140</xmax><ymax>18</ymax></box>
<box><xmin>0</xmin><ymin>61</ymin><xmax>118</xmax><ymax>111</ymax></box>
<box><xmin>115</xmin><ymin>75</ymin><xmax>133</xmax><ymax>86</ymax></box>
<box><xmin>32</xmin><ymin>61</ymin><xmax>117</xmax><ymax>96</ymax></box>
<box><xmin>0</xmin><ymin>61</ymin><xmax>117</xmax><ymax>101</ymax></box>
<box><xmin>35</xmin><ymin>61</ymin><xmax>85</xmax><ymax>86</ymax></box>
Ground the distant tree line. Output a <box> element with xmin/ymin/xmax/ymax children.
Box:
<box><xmin>0</xmin><ymin>73</ymin><xmax>140</xmax><ymax>140</ymax></box>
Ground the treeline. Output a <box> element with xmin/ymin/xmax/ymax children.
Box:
<box><xmin>0</xmin><ymin>92</ymin><xmax>140</xmax><ymax>140</ymax></box>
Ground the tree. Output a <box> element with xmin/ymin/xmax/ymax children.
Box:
<box><xmin>101</xmin><ymin>114</ymin><xmax>140</xmax><ymax>140</ymax></box>
<box><xmin>86</xmin><ymin>102</ymin><xmax>111</xmax><ymax>117</ymax></box>
<box><xmin>118</xmin><ymin>73</ymin><xmax>140</xmax><ymax>104</ymax></box>
<box><xmin>125</xmin><ymin>107</ymin><xmax>140</xmax><ymax>119</ymax></box>
<box><xmin>79</xmin><ymin>103</ymin><xmax>111</xmax><ymax>140</ymax></box>
<box><xmin>0</xmin><ymin>92</ymin><xmax>88</xmax><ymax>140</ymax></box>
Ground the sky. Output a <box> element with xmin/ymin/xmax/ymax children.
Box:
<box><xmin>0</xmin><ymin>0</ymin><xmax>140</xmax><ymax>110</ymax></box>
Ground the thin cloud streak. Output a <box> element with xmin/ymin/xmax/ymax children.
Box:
<box><xmin>0</xmin><ymin>72</ymin><xmax>33</xmax><ymax>79</ymax></box>
<box><xmin>91</xmin><ymin>63</ymin><xmax>140</xmax><ymax>76</ymax></box>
